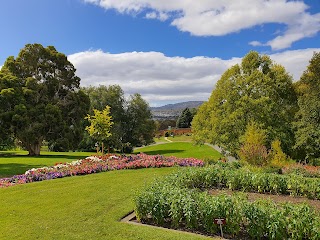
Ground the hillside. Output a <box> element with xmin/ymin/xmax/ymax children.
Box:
<box><xmin>151</xmin><ymin>101</ymin><xmax>204</xmax><ymax>120</ymax></box>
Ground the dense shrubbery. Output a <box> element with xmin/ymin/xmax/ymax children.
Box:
<box><xmin>0</xmin><ymin>154</ymin><xmax>204</xmax><ymax>188</ymax></box>
<box><xmin>134</xmin><ymin>166</ymin><xmax>320</xmax><ymax>239</ymax></box>
<box><xmin>169</xmin><ymin>165</ymin><xmax>320</xmax><ymax>199</ymax></box>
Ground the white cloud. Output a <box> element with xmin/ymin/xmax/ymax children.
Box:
<box><xmin>267</xmin><ymin>13</ymin><xmax>320</xmax><ymax>50</ymax></box>
<box><xmin>270</xmin><ymin>48</ymin><xmax>318</xmax><ymax>79</ymax></box>
<box><xmin>68</xmin><ymin>48</ymin><xmax>319</xmax><ymax>106</ymax></box>
<box><xmin>249</xmin><ymin>41</ymin><xmax>265</xmax><ymax>47</ymax></box>
<box><xmin>145</xmin><ymin>11</ymin><xmax>169</xmax><ymax>21</ymax></box>
<box><xmin>83</xmin><ymin>0</ymin><xmax>320</xmax><ymax>50</ymax></box>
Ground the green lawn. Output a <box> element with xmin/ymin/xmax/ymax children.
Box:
<box><xmin>134</xmin><ymin>142</ymin><xmax>222</xmax><ymax>160</ymax></box>
<box><xmin>0</xmin><ymin>146</ymin><xmax>219</xmax><ymax>239</ymax></box>
<box><xmin>0</xmin><ymin>168</ymin><xmax>212</xmax><ymax>240</ymax></box>
<box><xmin>154</xmin><ymin>135</ymin><xmax>192</xmax><ymax>143</ymax></box>
<box><xmin>0</xmin><ymin>150</ymin><xmax>94</xmax><ymax>178</ymax></box>
<box><xmin>167</xmin><ymin>135</ymin><xmax>192</xmax><ymax>142</ymax></box>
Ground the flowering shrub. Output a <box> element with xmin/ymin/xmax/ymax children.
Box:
<box><xmin>0</xmin><ymin>153</ymin><xmax>204</xmax><ymax>188</ymax></box>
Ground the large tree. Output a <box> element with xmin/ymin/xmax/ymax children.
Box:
<box><xmin>192</xmin><ymin>51</ymin><xmax>297</xmax><ymax>156</ymax></box>
<box><xmin>0</xmin><ymin>43</ymin><xmax>90</xmax><ymax>155</ymax></box>
<box><xmin>82</xmin><ymin>85</ymin><xmax>126</xmax><ymax>150</ymax></box>
<box><xmin>82</xmin><ymin>86</ymin><xmax>155</xmax><ymax>152</ymax></box>
<box><xmin>294</xmin><ymin>52</ymin><xmax>320</xmax><ymax>163</ymax></box>
<box><xmin>123</xmin><ymin>93</ymin><xmax>155</xmax><ymax>150</ymax></box>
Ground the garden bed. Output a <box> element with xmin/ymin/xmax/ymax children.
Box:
<box><xmin>134</xmin><ymin>165</ymin><xmax>320</xmax><ymax>239</ymax></box>
<box><xmin>209</xmin><ymin>188</ymin><xmax>320</xmax><ymax>211</ymax></box>
<box><xmin>0</xmin><ymin>153</ymin><xmax>204</xmax><ymax>188</ymax></box>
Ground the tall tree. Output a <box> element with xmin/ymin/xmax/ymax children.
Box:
<box><xmin>82</xmin><ymin>86</ymin><xmax>155</xmax><ymax>152</ymax></box>
<box><xmin>0</xmin><ymin>72</ymin><xmax>22</xmax><ymax>149</ymax></box>
<box><xmin>123</xmin><ymin>93</ymin><xmax>155</xmax><ymax>151</ymax></box>
<box><xmin>294</xmin><ymin>52</ymin><xmax>320</xmax><ymax>163</ymax></box>
<box><xmin>192</xmin><ymin>51</ymin><xmax>297</xmax><ymax>156</ymax></box>
<box><xmin>0</xmin><ymin>43</ymin><xmax>90</xmax><ymax>155</ymax></box>
<box><xmin>82</xmin><ymin>85</ymin><xmax>126</xmax><ymax>150</ymax></box>
<box><xmin>176</xmin><ymin>108</ymin><xmax>193</xmax><ymax>128</ymax></box>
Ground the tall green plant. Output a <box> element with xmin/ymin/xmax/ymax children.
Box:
<box><xmin>85</xmin><ymin>106</ymin><xmax>113</xmax><ymax>154</ymax></box>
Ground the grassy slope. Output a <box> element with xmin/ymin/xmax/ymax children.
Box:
<box><xmin>0</xmin><ymin>168</ymin><xmax>212</xmax><ymax>240</ymax></box>
<box><xmin>0</xmin><ymin>151</ymin><xmax>94</xmax><ymax>178</ymax></box>
<box><xmin>0</xmin><ymin>145</ymin><xmax>219</xmax><ymax>239</ymax></box>
<box><xmin>134</xmin><ymin>142</ymin><xmax>222</xmax><ymax>160</ymax></box>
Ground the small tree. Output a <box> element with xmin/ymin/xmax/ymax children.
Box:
<box><xmin>270</xmin><ymin>139</ymin><xmax>288</xmax><ymax>167</ymax></box>
<box><xmin>85</xmin><ymin>106</ymin><xmax>113</xmax><ymax>154</ymax></box>
<box><xmin>239</xmin><ymin>121</ymin><xmax>270</xmax><ymax>166</ymax></box>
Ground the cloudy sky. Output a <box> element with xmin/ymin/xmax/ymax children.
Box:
<box><xmin>1</xmin><ymin>0</ymin><xmax>320</xmax><ymax>106</ymax></box>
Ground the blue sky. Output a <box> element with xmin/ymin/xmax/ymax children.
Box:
<box><xmin>1</xmin><ymin>0</ymin><xmax>320</xmax><ymax>106</ymax></box>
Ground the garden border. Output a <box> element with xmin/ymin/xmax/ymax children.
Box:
<box><xmin>120</xmin><ymin>211</ymin><xmax>224</xmax><ymax>239</ymax></box>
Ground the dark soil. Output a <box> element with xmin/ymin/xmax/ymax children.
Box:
<box><xmin>209</xmin><ymin>188</ymin><xmax>320</xmax><ymax>211</ymax></box>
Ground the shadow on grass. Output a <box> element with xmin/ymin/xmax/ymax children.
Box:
<box><xmin>0</xmin><ymin>163</ymin><xmax>44</xmax><ymax>178</ymax></box>
<box><xmin>135</xmin><ymin>150</ymin><xmax>185</xmax><ymax>155</ymax></box>
<box><xmin>0</xmin><ymin>153</ymin><xmax>90</xmax><ymax>160</ymax></box>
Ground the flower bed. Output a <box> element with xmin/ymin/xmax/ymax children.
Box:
<box><xmin>0</xmin><ymin>153</ymin><xmax>204</xmax><ymax>188</ymax></box>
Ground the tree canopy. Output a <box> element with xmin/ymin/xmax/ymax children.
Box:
<box><xmin>85</xmin><ymin>106</ymin><xmax>113</xmax><ymax>154</ymax></box>
<box><xmin>0</xmin><ymin>43</ymin><xmax>90</xmax><ymax>155</ymax></box>
<box><xmin>294</xmin><ymin>52</ymin><xmax>320</xmax><ymax>163</ymax></box>
<box><xmin>82</xmin><ymin>86</ymin><xmax>155</xmax><ymax>152</ymax></box>
<box><xmin>176</xmin><ymin>108</ymin><xmax>193</xmax><ymax>128</ymax></box>
<box><xmin>192</xmin><ymin>51</ymin><xmax>297</xmax><ymax>156</ymax></box>
<box><xmin>82</xmin><ymin>85</ymin><xmax>126</xmax><ymax>151</ymax></box>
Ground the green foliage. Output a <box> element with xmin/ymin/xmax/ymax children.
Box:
<box><xmin>82</xmin><ymin>85</ymin><xmax>126</xmax><ymax>150</ymax></box>
<box><xmin>176</xmin><ymin>107</ymin><xmax>193</xmax><ymax>128</ymax></box>
<box><xmin>294</xmin><ymin>52</ymin><xmax>320</xmax><ymax>163</ymax></box>
<box><xmin>135</xmin><ymin>167</ymin><xmax>320</xmax><ymax>239</ymax></box>
<box><xmin>270</xmin><ymin>139</ymin><xmax>289</xmax><ymax>166</ymax></box>
<box><xmin>155</xmin><ymin>119</ymin><xmax>177</xmax><ymax>131</ymax></box>
<box><xmin>239</xmin><ymin>122</ymin><xmax>270</xmax><ymax>166</ymax></box>
<box><xmin>83</xmin><ymin>86</ymin><xmax>155</xmax><ymax>152</ymax></box>
<box><xmin>85</xmin><ymin>106</ymin><xmax>113</xmax><ymax>153</ymax></box>
<box><xmin>165</xmin><ymin>165</ymin><xmax>320</xmax><ymax>199</ymax></box>
<box><xmin>123</xmin><ymin>93</ymin><xmax>155</xmax><ymax>150</ymax></box>
<box><xmin>0</xmin><ymin>44</ymin><xmax>90</xmax><ymax>155</ymax></box>
<box><xmin>192</xmin><ymin>51</ymin><xmax>297</xmax><ymax>156</ymax></box>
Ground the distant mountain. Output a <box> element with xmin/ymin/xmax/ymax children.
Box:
<box><xmin>151</xmin><ymin>101</ymin><xmax>204</xmax><ymax>111</ymax></box>
<box><xmin>151</xmin><ymin>101</ymin><xmax>204</xmax><ymax>120</ymax></box>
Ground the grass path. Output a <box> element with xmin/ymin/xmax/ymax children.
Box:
<box><xmin>0</xmin><ymin>168</ymin><xmax>213</xmax><ymax>240</ymax></box>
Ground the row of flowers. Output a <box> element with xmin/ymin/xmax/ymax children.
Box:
<box><xmin>0</xmin><ymin>153</ymin><xmax>204</xmax><ymax>188</ymax></box>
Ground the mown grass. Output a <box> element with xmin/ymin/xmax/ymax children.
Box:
<box><xmin>134</xmin><ymin>142</ymin><xmax>222</xmax><ymax>160</ymax></box>
<box><xmin>0</xmin><ymin>145</ymin><xmax>220</xmax><ymax>239</ymax></box>
<box><xmin>167</xmin><ymin>135</ymin><xmax>192</xmax><ymax>142</ymax></box>
<box><xmin>0</xmin><ymin>167</ymin><xmax>212</xmax><ymax>240</ymax></box>
<box><xmin>0</xmin><ymin>150</ymin><xmax>94</xmax><ymax>178</ymax></box>
<box><xmin>154</xmin><ymin>135</ymin><xmax>193</xmax><ymax>143</ymax></box>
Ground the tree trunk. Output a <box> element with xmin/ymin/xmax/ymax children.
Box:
<box><xmin>27</xmin><ymin>142</ymin><xmax>42</xmax><ymax>156</ymax></box>
<box><xmin>101</xmin><ymin>142</ymin><xmax>104</xmax><ymax>155</ymax></box>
